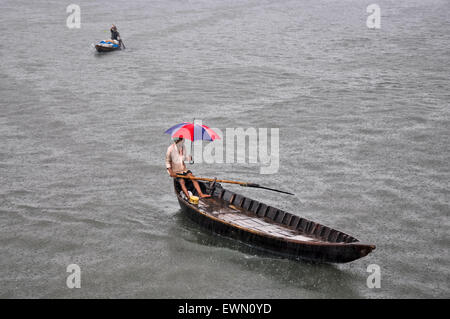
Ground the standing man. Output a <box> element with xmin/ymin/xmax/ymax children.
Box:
<box><xmin>110</xmin><ymin>24</ymin><xmax>120</xmax><ymax>40</ymax></box>
<box><xmin>110</xmin><ymin>24</ymin><xmax>125</xmax><ymax>48</ymax></box>
<box><xmin>166</xmin><ymin>137</ymin><xmax>211</xmax><ymax>198</ymax></box>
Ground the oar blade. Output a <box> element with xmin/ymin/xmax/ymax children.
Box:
<box><xmin>242</xmin><ymin>183</ymin><xmax>295</xmax><ymax>196</ymax></box>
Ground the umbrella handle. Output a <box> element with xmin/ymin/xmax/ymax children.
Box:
<box><xmin>190</xmin><ymin>119</ymin><xmax>195</xmax><ymax>164</ymax></box>
<box><xmin>189</xmin><ymin>150</ymin><xmax>194</xmax><ymax>165</ymax></box>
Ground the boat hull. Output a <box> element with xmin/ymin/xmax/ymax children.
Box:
<box><xmin>175</xmin><ymin>181</ymin><xmax>375</xmax><ymax>263</ymax></box>
<box><xmin>95</xmin><ymin>44</ymin><xmax>121</xmax><ymax>53</ymax></box>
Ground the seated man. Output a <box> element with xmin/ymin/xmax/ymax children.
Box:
<box><xmin>165</xmin><ymin>137</ymin><xmax>211</xmax><ymax>198</ymax></box>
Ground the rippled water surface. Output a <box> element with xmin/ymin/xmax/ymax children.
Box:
<box><xmin>1</xmin><ymin>0</ymin><xmax>449</xmax><ymax>298</ymax></box>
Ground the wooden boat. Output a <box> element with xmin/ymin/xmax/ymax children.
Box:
<box><xmin>95</xmin><ymin>39</ymin><xmax>121</xmax><ymax>52</ymax></box>
<box><xmin>174</xmin><ymin>179</ymin><xmax>375</xmax><ymax>263</ymax></box>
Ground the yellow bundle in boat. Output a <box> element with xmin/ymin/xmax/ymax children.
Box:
<box><xmin>189</xmin><ymin>195</ymin><xmax>199</xmax><ymax>205</ymax></box>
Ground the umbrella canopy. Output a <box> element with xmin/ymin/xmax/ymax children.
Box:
<box><xmin>164</xmin><ymin>122</ymin><xmax>220</xmax><ymax>141</ymax></box>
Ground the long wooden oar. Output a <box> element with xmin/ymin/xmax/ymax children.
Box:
<box><xmin>176</xmin><ymin>175</ymin><xmax>294</xmax><ymax>195</ymax></box>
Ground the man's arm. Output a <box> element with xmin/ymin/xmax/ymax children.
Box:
<box><xmin>167</xmin><ymin>167</ymin><xmax>176</xmax><ymax>178</ymax></box>
<box><xmin>166</xmin><ymin>146</ymin><xmax>176</xmax><ymax>177</ymax></box>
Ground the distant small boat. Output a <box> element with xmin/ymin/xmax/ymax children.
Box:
<box><xmin>174</xmin><ymin>179</ymin><xmax>375</xmax><ymax>263</ymax></box>
<box><xmin>95</xmin><ymin>39</ymin><xmax>121</xmax><ymax>52</ymax></box>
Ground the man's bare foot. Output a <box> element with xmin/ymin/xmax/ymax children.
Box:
<box><xmin>199</xmin><ymin>194</ymin><xmax>211</xmax><ymax>198</ymax></box>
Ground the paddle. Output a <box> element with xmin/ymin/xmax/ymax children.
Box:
<box><xmin>176</xmin><ymin>175</ymin><xmax>294</xmax><ymax>195</ymax></box>
<box><xmin>120</xmin><ymin>39</ymin><xmax>126</xmax><ymax>49</ymax></box>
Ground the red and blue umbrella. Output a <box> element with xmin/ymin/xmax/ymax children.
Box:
<box><xmin>164</xmin><ymin>122</ymin><xmax>220</xmax><ymax>141</ymax></box>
